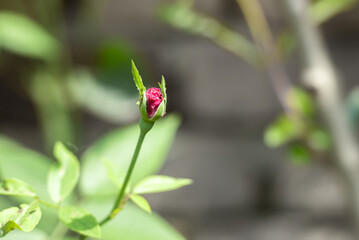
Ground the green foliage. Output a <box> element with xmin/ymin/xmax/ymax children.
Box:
<box><xmin>102</xmin><ymin>158</ymin><xmax>126</xmax><ymax>189</ymax></box>
<box><xmin>103</xmin><ymin>204</ymin><xmax>185</xmax><ymax>240</ymax></box>
<box><xmin>287</xmin><ymin>87</ymin><xmax>315</xmax><ymax>118</ymax></box>
<box><xmin>80</xmin><ymin>114</ymin><xmax>181</xmax><ymax>197</ymax></box>
<box><xmin>48</xmin><ymin>142</ymin><xmax>80</xmax><ymax>203</ymax></box>
<box><xmin>130</xmin><ymin>194</ymin><xmax>152</xmax><ymax>214</ymax></box>
<box><xmin>288</xmin><ymin>143</ymin><xmax>311</xmax><ymax>165</ymax></box>
<box><xmin>84</xmin><ymin>201</ymin><xmax>186</xmax><ymax>240</ymax></box>
<box><xmin>0</xmin><ymin>179</ymin><xmax>36</xmax><ymax>198</ymax></box>
<box><xmin>0</xmin><ymin>202</ymin><xmax>41</xmax><ymax>237</ymax></box>
<box><xmin>308</xmin><ymin>128</ymin><xmax>331</xmax><ymax>151</ymax></box>
<box><xmin>66</xmin><ymin>69</ymin><xmax>138</xmax><ymax>123</ymax></box>
<box><xmin>58</xmin><ymin>206</ymin><xmax>101</xmax><ymax>239</ymax></box>
<box><xmin>133</xmin><ymin>175</ymin><xmax>192</xmax><ymax>194</ymax></box>
<box><xmin>97</xmin><ymin>41</ymin><xmax>139</xmax><ymax>86</ymax></box>
<box><xmin>264</xmin><ymin>87</ymin><xmax>331</xmax><ymax>165</ymax></box>
<box><xmin>0</xmin><ymin>135</ymin><xmax>52</xmax><ymax>200</ymax></box>
<box><xmin>2</xmin><ymin>230</ymin><xmax>48</xmax><ymax>240</ymax></box>
<box><xmin>0</xmin><ymin>99</ymin><xmax>187</xmax><ymax>240</ymax></box>
<box><xmin>310</xmin><ymin>0</ymin><xmax>358</xmax><ymax>24</ymax></box>
<box><xmin>160</xmin><ymin>0</ymin><xmax>359</xmax><ymax>69</ymax></box>
<box><xmin>0</xmin><ymin>4</ymin><xmax>189</xmax><ymax>239</ymax></box>
<box><xmin>264</xmin><ymin>114</ymin><xmax>302</xmax><ymax>148</ymax></box>
<box><xmin>0</xmin><ymin>11</ymin><xmax>59</xmax><ymax>61</ymax></box>
<box><xmin>0</xmin><ymin>136</ymin><xmax>58</xmax><ymax>233</ymax></box>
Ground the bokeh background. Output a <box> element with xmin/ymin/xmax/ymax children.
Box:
<box><xmin>1</xmin><ymin>0</ymin><xmax>359</xmax><ymax>239</ymax></box>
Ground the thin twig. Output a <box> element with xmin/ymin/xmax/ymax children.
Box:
<box><xmin>236</xmin><ymin>0</ymin><xmax>294</xmax><ymax>114</ymax></box>
<box><xmin>282</xmin><ymin>0</ymin><xmax>359</xmax><ymax>234</ymax></box>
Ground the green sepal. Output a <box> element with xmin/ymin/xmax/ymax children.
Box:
<box><xmin>145</xmin><ymin>77</ymin><xmax>167</xmax><ymax>122</ymax></box>
<box><xmin>139</xmin><ymin>93</ymin><xmax>149</xmax><ymax>121</ymax></box>
<box><xmin>131</xmin><ymin>60</ymin><xmax>146</xmax><ymax>100</ymax></box>
<box><xmin>159</xmin><ymin>76</ymin><xmax>167</xmax><ymax>106</ymax></box>
<box><xmin>139</xmin><ymin>117</ymin><xmax>154</xmax><ymax>133</ymax></box>
<box><xmin>149</xmin><ymin>100</ymin><xmax>166</xmax><ymax>122</ymax></box>
<box><xmin>133</xmin><ymin>61</ymin><xmax>167</xmax><ymax>123</ymax></box>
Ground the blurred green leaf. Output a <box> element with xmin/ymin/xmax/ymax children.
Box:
<box><xmin>130</xmin><ymin>194</ymin><xmax>152</xmax><ymax>214</ymax></box>
<box><xmin>3</xmin><ymin>229</ymin><xmax>47</xmax><ymax>240</ymax></box>
<box><xmin>48</xmin><ymin>142</ymin><xmax>80</xmax><ymax>203</ymax></box>
<box><xmin>58</xmin><ymin>206</ymin><xmax>101</xmax><ymax>239</ymax></box>
<box><xmin>80</xmin><ymin>114</ymin><xmax>181</xmax><ymax>197</ymax></box>
<box><xmin>287</xmin><ymin>87</ymin><xmax>315</xmax><ymax>118</ymax></box>
<box><xmin>0</xmin><ymin>136</ymin><xmax>58</xmax><ymax>233</ymax></box>
<box><xmin>288</xmin><ymin>143</ymin><xmax>311</xmax><ymax>165</ymax></box>
<box><xmin>0</xmin><ymin>201</ymin><xmax>42</xmax><ymax>237</ymax></box>
<box><xmin>83</xmin><ymin>201</ymin><xmax>185</xmax><ymax>240</ymax></box>
<box><xmin>0</xmin><ymin>135</ymin><xmax>51</xmax><ymax>200</ymax></box>
<box><xmin>264</xmin><ymin>114</ymin><xmax>302</xmax><ymax>148</ymax></box>
<box><xmin>0</xmin><ymin>136</ymin><xmax>20</xmax><ymax>149</ymax></box>
<box><xmin>310</xmin><ymin>0</ymin><xmax>358</xmax><ymax>24</ymax></box>
<box><xmin>102</xmin><ymin>158</ymin><xmax>125</xmax><ymax>188</ymax></box>
<box><xmin>28</xmin><ymin>70</ymin><xmax>76</xmax><ymax>151</ymax></box>
<box><xmin>0</xmin><ymin>198</ymin><xmax>14</xmax><ymax>212</ymax></box>
<box><xmin>67</xmin><ymin>69</ymin><xmax>138</xmax><ymax>123</ymax></box>
<box><xmin>133</xmin><ymin>175</ymin><xmax>192</xmax><ymax>194</ymax></box>
<box><xmin>97</xmin><ymin>40</ymin><xmax>143</xmax><ymax>93</ymax></box>
<box><xmin>0</xmin><ymin>179</ymin><xmax>36</xmax><ymax>198</ymax></box>
<box><xmin>308</xmin><ymin>128</ymin><xmax>331</xmax><ymax>151</ymax></box>
<box><xmin>0</xmin><ymin>11</ymin><xmax>59</xmax><ymax>60</ymax></box>
<box><xmin>97</xmin><ymin>40</ymin><xmax>136</xmax><ymax>74</ymax></box>
<box><xmin>158</xmin><ymin>2</ymin><xmax>260</xmax><ymax>67</ymax></box>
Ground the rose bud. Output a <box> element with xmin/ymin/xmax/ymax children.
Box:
<box><xmin>146</xmin><ymin>88</ymin><xmax>164</xmax><ymax>118</ymax></box>
<box><xmin>132</xmin><ymin>60</ymin><xmax>167</xmax><ymax>125</ymax></box>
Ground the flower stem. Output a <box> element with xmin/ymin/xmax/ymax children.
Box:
<box><xmin>99</xmin><ymin>130</ymin><xmax>147</xmax><ymax>225</ymax></box>
<box><xmin>78</xmin><ymin>119</ymin><xmax>154</xmax><ymax>240</ymax></box>
<box><xmin>36</xmin><ymin>197</ymin><xmax>60</xmax><ymax>209</ymax></box>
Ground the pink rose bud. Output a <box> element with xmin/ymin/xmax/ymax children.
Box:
<box><xmin>146</xmin><ymin>88</ymin><xmax>163</xmax><ymax>118</ymax></box>
<box><xmin>132</xmin><ymin>60</ymin><xmax>167</xmax><ymax>124</ymax></box>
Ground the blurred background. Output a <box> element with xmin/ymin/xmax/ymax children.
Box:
<box><xmin>1</xmin><ymin>0</ymin><xmax>359</xmax><ymax>239</ymax></box>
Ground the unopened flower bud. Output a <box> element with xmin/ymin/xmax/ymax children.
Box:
<box><xmin>146</xmin><ymin>88</ymin><xmax>164</xmax><ymax>118</ymax></box>
<box><xmin>132</xmin><ymin>60</ymin><xmax>167</xmax><ymax>126</ymax></box>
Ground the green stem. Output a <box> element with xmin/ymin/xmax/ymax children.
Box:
<box><xmin>100</xmin><ymin>129</ymin><xmax>147</xmax><ymax>225</ymax></box>
<box><xmin>0</xmin><ymin>166</ymin><xmax>3</xmax><ymax>182</ymax></box>
<box><xmin>36</xmin><ymin>198</ymin><xmax>60</xmax><ymax>209</ymax></box>
<box><xmin>78</xmin><ymin>119</ymin><xmax>154</xmax><ymax>240</ymax></box>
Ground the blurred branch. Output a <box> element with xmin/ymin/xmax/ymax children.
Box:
<box><xmin>270</xmin><ymin>0</ymin><xmax>359</xmax><ymax>63</ymax></box>
<box><xmin>282</xmin><ymin>0</ymin><xmax>359</xmax><ymax>233</ymax></box>
<box><xmin>310</xmin><ymin>0</ymin><xmax>358</xmax><ymax>25</ymax></box>
<box><xmin>158</xmin><ymin>2</ymin><xmax>261</xmax><ymax>67</ymax></box>
<box><xmin>236</xmin><ymin>0</ymin><xmax>293</xmax><ymax>113</ymax></box>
